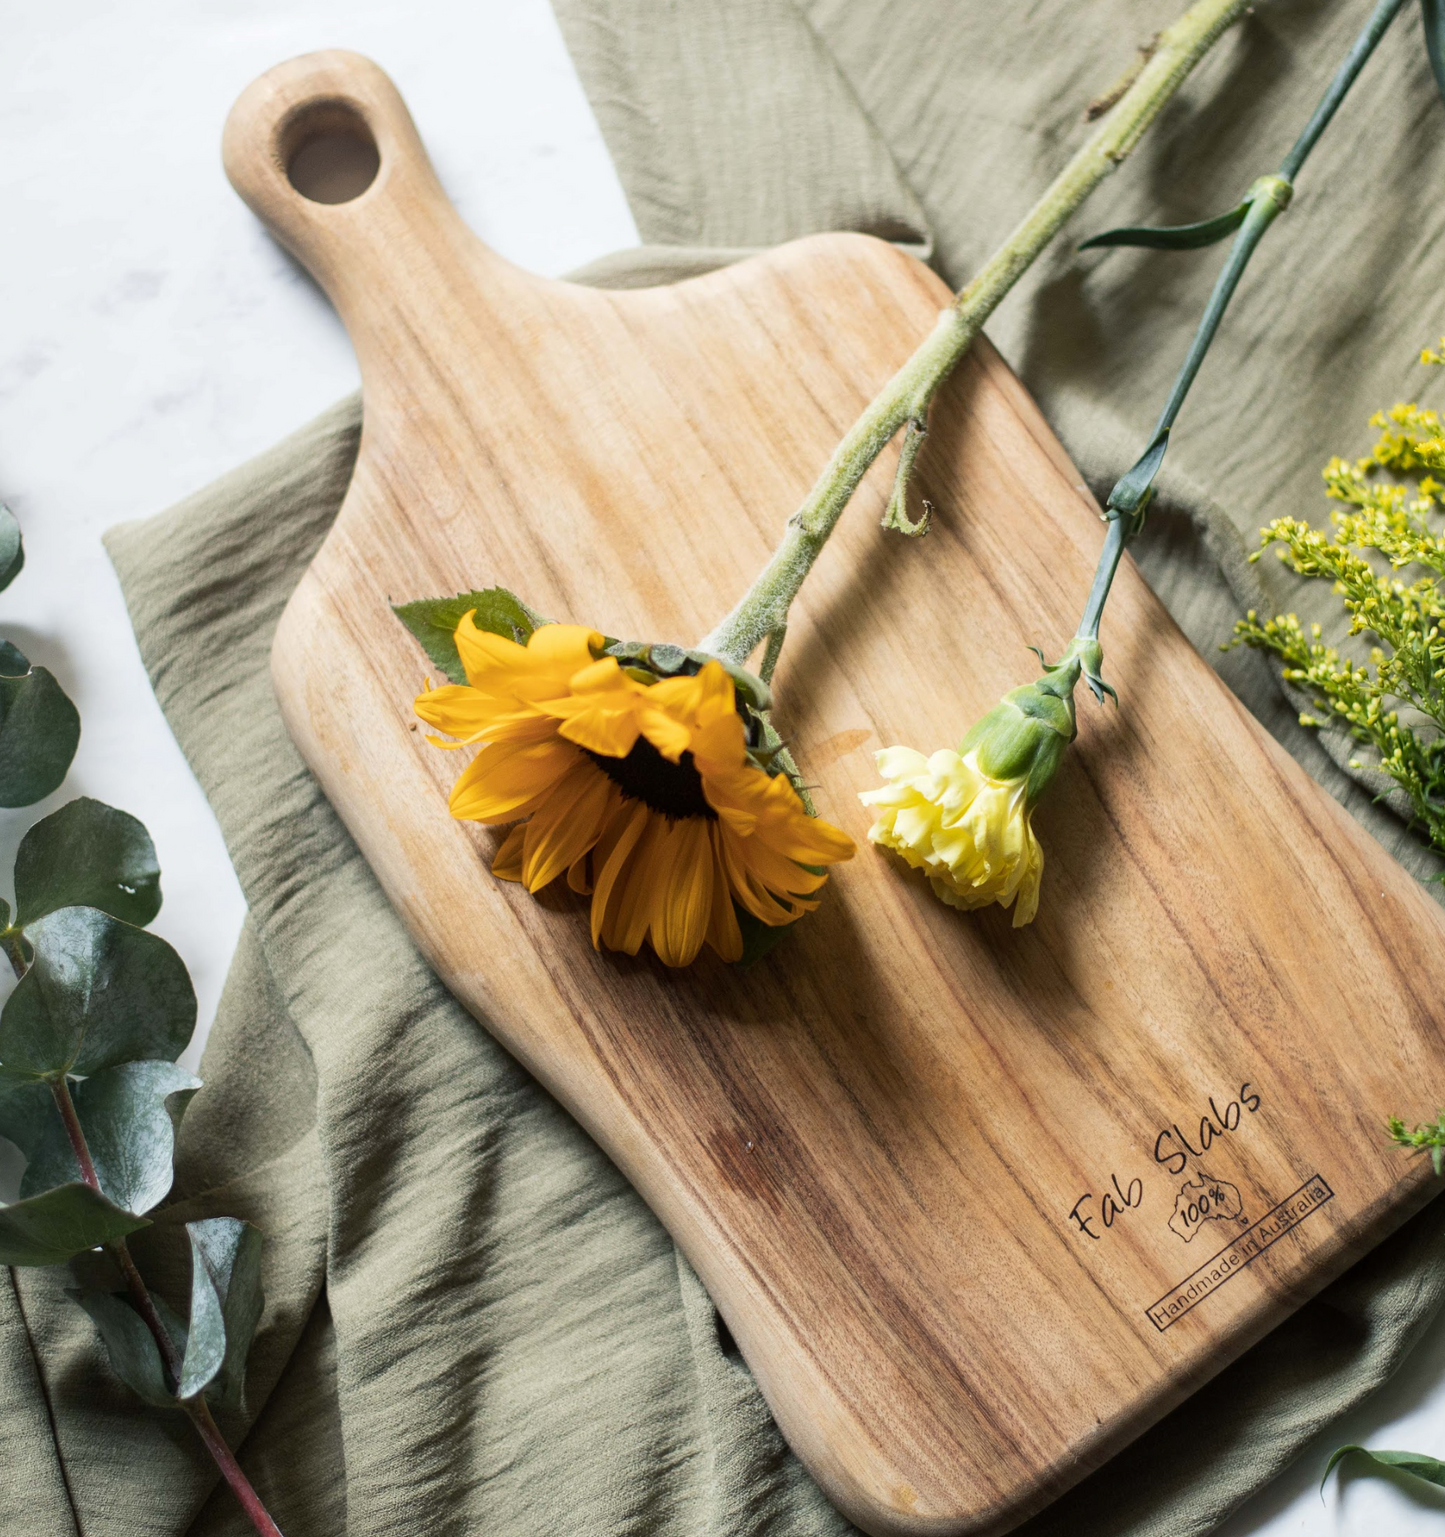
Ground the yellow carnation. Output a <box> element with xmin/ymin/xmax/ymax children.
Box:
<box><xmin>861</xmin><ymin>638</ymin><xmax>1102</xmax><ymax>927</ymax></box>
<box><xmin>861</xmin><ymin>746</ymin><xmax>1044</xmax><ymax>926</ymax></box>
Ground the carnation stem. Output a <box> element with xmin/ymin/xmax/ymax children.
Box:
<box><xmin>697</xmin><ymin>0</ymin><xmax>1254</xmax><ymax>667</ymax></box>
<box><xmin>1078</xmin><ymin>0</ymin><xmax>1408</xmax><ymax>648</ymax></box>
<box><xmin>46</xmin><ymin>1076</ymin><xmax>285</xmax><ymax>1537</ymax></box>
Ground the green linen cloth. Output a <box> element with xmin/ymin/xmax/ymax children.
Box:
<box><xmin>6</xmin><ymin>1</ymin><xmax>1445</xmax><ymax>1533</ymax></box>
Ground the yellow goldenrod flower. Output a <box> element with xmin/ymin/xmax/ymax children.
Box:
<box><xmin>861</xmin><ymin>641</ymin><xmax>1094</xmax><ymax>927</ymax></box>
<box><xmin>415</xmin><ymin>615</ymin><xmax>854</xmax><ymax>967</ymax></box>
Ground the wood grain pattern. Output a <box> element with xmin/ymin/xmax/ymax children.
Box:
<box><xmin>226</xmin><ymin>51</ymin><xmax>1445</xmax><ymax>1536</ymax></box>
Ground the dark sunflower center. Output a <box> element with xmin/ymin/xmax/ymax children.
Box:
<box><xmin>584</xmin><ymin>739</ymin><xmax>716</xmax><ymax>820</ymax></box>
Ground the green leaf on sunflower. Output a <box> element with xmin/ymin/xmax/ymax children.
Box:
<box><xmin>68</xmin><ymin>1287</ymin><xmax>187</xmax><ymax>1407</ymax></box>
<box><xmin>177</xmin><ymin>1218</ymin><xmax>264</xmax><ymax>1407</ymax></box>
<box><xmin>1324</xmin><ymin>1443</ymin><xmax>1445</xmax><ymax>1493</ymax></box>
<box><xmin>0</xmin><ymin>504</ymin><xmax>23</xmax><ymax>592</ymax></box>
<box><xmin>14</xmin><ymin>797</ymin><xmax>163</xmax><ymax>929</ymax></box>
<box><xmin>1079</xmin><ymin>200</ymin><xmax>1251</xmax><ymax>252</ymax></box>
<box><xmin>601</xmin><ymin>639</ymin><xmax>773</xmax><ymax>714</ymax></box>
<box><xmin>0</xmin><ymin>907</ymin><xmax>196</xmax><ymax>1082</ymax></box>
<box><xmin>734</xmin><ymin>906</ymin><xmax>794</xmax><ymax>967</ymax></box>
<box><xmin>0</xmin><ymin>1182</ymin><xmax>148</xmax><ymax>1266</ymax></box>
<box><xmin>393</xmin><ymin>588</ymin><xmax>551</xmax><ymax>685</ymax></box>
<box><xmin>0</xmin><ymin>1062</ymin><xmax>200</xmax><ymax>1214</ymax></box>
<box><xmin>0</xmin><ymin>646</ymin><xmax>80</xmax><ymax>809</ymax></box>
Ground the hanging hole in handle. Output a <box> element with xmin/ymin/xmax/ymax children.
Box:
<box><xmin>283</xmin><ymin>101</ymin><xmax>380</xmax><ymax>205</ymax></box>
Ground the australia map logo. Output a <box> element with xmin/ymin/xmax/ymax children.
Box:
<box><xmin>1168</xmin><ymin>1171</ymin><xmax>1246</xmax><ymax>1242</ymax></box>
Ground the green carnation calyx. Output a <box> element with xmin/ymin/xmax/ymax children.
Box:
<box><xmin>961</xmin><ymin>638</ymin><xmax>1105</xmax><ymax>807</ymax></box>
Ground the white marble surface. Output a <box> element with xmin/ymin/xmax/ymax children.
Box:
<box><xmin>1</xmin><ymin>3</ymin><xmax>1441</xmax><ymax>1533</ymax></box>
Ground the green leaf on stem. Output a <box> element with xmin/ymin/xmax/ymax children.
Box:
<box><xmin>177</xmin><ymin>1218</ymin><xmax>264</xmax><ymax>1406</ymax></box>
<box><xmin>0</xmin><ymin>504</ymin><xmax>23</xmax><ymax>592</ymax></box>
<box><xmin>734</xmin><ymin>906</ymin><xmax>794</xmax><ymax>967</ymax></box>
<box><xmin>68</xmin><ymin>1288</ymin><xmax>187</xmax><ymax>1407</ymax></box>
<box><xmin>14</xmin><ymin>797</ymin><xmax>163</xmax><ymax>928</ymax></box>
<box><xmin>0</xmin><ymin>1182</ymin><xmax>148</xmax><ymax>1266</ymax></box>
<box><xmin>0</xmin><ymin>907</ymin><xmax>196</xmax><ymax>1082</ymax></box>
<box><xmin>1078</xmin><ymin>199</ymin><xmax>1250</xmax><ymax>252</ymax></box>
<box><xmin>1424</xmin><ymin>0</ymin><xmax>1445</xmax><ymax>105</ymax></box>
<box><xmin>1388</xmin><ymin>1111</ymin><xmax>1445</xmax><ymax>1174</ymax></box>
<box><xmin>2</xmin><ymin>1062</ymin><xmax>200</xmax><ymax>1214</ymax></box>
<box><xmin>393</xmin><ymin>588</ymin><xmax>550</xmax><ymax>685</ymax></box>
<box><xmin>0</xmin><ymin>646</ymin><xmax>80</xmax><ymax>809</ymax></box>
<box><xmin>1107</xmin><ymin>432</ymin><xmax>1171</xmax><ymax>520</ymax></box>
<box><xmin>1324</xmin><ymin>1444</ymin><xmax>1445</xmax><ymax>1493</ymax></box>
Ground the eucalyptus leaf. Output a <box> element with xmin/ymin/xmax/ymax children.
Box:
<box><xmin>0</xmin><ymin>660</ymin><xmax>80</xmax><ymax>809</ymax></box>
<box><xmin>0</xmin><ymin>1181</ymin><xmax>148</xmax><ymax>1265</ymax></box>
<box><xmin>178</xmin><ymin>1217</ymin><xmax>264</xmax><ymax>1406</ymax></box>
<box><xmin>14</xmin><ymin>797</ymin><xmax>163</xmax><ymax>928</ymax></box>
<box><xmin>1079</xmin><ymin>199</ymin><xmax>1251</xmax><ymax>252</ymax></box>
<box><xmin>1324</xmin><ymin>1444</ymin><xmax>1445</xmax><ymax>1492</ymax></box>
<box><xmin>393</xmin><ymin>588</ymin><xmax>551</xmax><ymax>685</ymax></box>
<box><xmin>0</xmin><ymin>504</ymin><xmax>23</xmax><ymax>592</ymax></box>
<box><xmin>1425</xmin><ymin>0</ymin><xmax>1445</xmax><ymax>105</ymax></box>
<box><xmin>0</xmin><ymin>907</ymin><xmax>196</xmax><ymax>1081</ymax></box>
<box><xmin>9</xmin><ymin>1062</ymin><xmax>199</xmax><ymax>1214</ymax></box>
<box><xmin>68</xmin><ymin>1288</ymin><xmax>186</xmax><ymax>1408</ymax></box>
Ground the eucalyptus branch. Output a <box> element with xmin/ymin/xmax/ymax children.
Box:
<box><xmin>45</xmin><ymin>1071</ymin><xmax>284</xmax><ymax>1537</ymax></box>
<box><xmin>1074</xmin><ymin>0</ymin><xmax>1409</xmax><ymax>660</ymax></box>
<box><xmin>698</xmin><ymin>0</ymin><xmax>1254</xmax><ymax>666</ymax></box>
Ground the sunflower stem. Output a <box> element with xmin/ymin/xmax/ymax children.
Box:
<box><xmin>759</xmin><ymin>626</ymin><xmax>787</xmax><ymax>685</ymax></box>
<box><xmin>697</xmin><ymin>0</ymin><xmax>1253</xmax><ymax>668</ymax></box>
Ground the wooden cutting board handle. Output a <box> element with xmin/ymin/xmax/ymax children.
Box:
<box><xmin>222</xmin><ymin>50</ymin><xmax>533</xmax><ymax>338</ymax></box>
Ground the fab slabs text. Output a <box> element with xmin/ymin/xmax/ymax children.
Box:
<box><xmin>1068</xmin><ymin>1083</ymin><xmax>1262</xmax><ymax>1244</ymax></box>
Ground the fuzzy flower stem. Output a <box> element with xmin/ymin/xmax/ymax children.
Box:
<box><xmin>697</xmin><ymin>0</ymin><xmax>1254</xmax><ymax>667</ymax></box>
<box><xmin>1079</xmin><ymin>0</ymin><xmax>1407</xmax><ymax>649</ymax></box>
<box><xmin>46</xmin><ymin>1077</ymin><xmax>285</xmax><ymax>1537</ymax></box>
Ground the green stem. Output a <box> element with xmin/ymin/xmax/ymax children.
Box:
<box><xmin>1080</xmin><ymin>0</ymin><xmax>1408</xmax><ymax>641</ymax></box>
<box><xmin>698</xmin><ymin>0</ymin><xmax>1254</xmax><ymax>665</ymax></box>
<box><xmin>1</xmin><ymin>927</ymin><xmax>26</xmax><ymax>980</ymax></box>
<box><xmin>47</xmin><ymin>1079</ymin><xmax>285</xmax><ymax>1537</ymax></box>
<box><xmin>185</xmin><ymin>1398</ymin><xmax>286</xmax><ymax>1537</ymax></box>
<box><xmin>1279</xmin><ymin>0</ymin><xmax>1409</xmax><ymax>179</ymax></box>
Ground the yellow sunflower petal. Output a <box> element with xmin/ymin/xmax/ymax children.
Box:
<box><xmin>491</xmin><ymin>824</ymin><xmax>526</xmax><ymax>882</ymax></box>
<box><xmin>554</xmin><ymin>702</ymin><xmax>643</xmax><ymax>759</ymax></box>
<box><xmin>652</xmin><ymin>818</ymin><xmax>714</xmax><ymax>967</ymax></box>
<box><xmin>602</xmin><ymin>813</ymin><xmax>668</xmax><ymax>956</ymax></box>
<box><xmin>520</xmin><ymin>762</ymin><xmax>614</xmax><ymax>892</ymax></box>
<box><xmin>449</xmin><ymin>738</ymin><xmax>579</xmax><ymax>823</ymax></box>
<box><xmin>716</xmin><ymin>826</ymin><xmax>805</xmax><ymax>925</ymax></box>
<box><xmin>637</xmin><ymin>708</ymin><xmax>694</xmax><ymax>763</ymax></box>
<box><xmin>705</xmin><ymin>826</ymin><xmax>744</xmax><ymax>963</ymax></box>
<box><xmin>455</xmin><ymin>617</ymin><xmax>601</xmax><ymax>699</ymax></box>
<box><xmin>688</xmin><ymin>710</ymin><xmax>746</xmax><ymax>772</ymax></box>
<box><xmin>590</xmin><ymin>800</ymin><xmax>650</xmax><ymax>951</ymax></box>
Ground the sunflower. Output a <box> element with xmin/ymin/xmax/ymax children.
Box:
<box><xmin>414</xmin><ymin>615</ymin><xmax>855</xmax><ymax>966</ymax></box>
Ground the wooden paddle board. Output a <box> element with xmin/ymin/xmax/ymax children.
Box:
<box><xmin>225</xmin><ymin>50</ymin><xmax>1445</xmax><ymax>1536</ymax></box>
